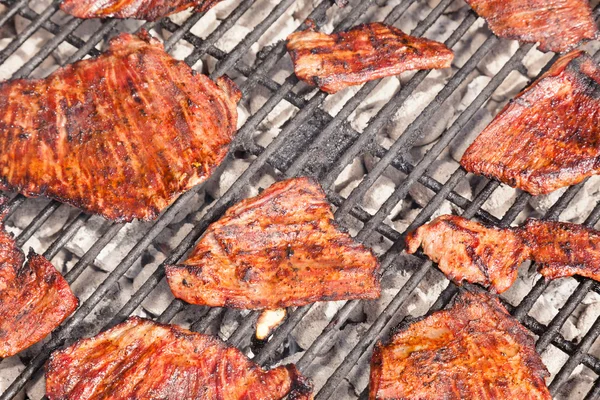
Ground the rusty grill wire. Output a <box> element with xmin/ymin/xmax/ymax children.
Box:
<box><xmin>0</xmin><ymin>0</ymin><xmax>599</xmax><ymax>398</ymax></box>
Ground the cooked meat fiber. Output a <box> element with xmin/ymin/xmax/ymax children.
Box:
<box><xmin>286</xmin><ymin>22</ymin><xmax>454</xmax><ymax>94</ymax></box>
<box><xmin>465</xmin><ymin>0</ymin><xmax>598</xmax><ymax>53</ymax></box>
<box><xmin>61</xmin><ymin>0</ymin><xmax>222</xmax><ymax>20</ymax></box>
<box><xmin>370</xmin><ymin>290</ymin><xmax>551</xmax><ymax>399</ymax></box>
<box><xmin>523</xmin><ymin>219</ymin><xmax>600</xmax><ymax>282</ymax></box>
<box><xmin>406</xmin><ymin>215</ymin><xmax>600</xmax><ymax>293</ymax></box>
<box><xmin>461</xmin><ymin>51</ymin><xmax>600</xmax><ymax>195</ymax></box>
<box><xmin>0</xmin><ymin>31</ymin><xmax>240</xmax><ymax>222</ymax></box>
<box><xmin>405</xmin><ymin>215</ymin><xmax>528</xmax><ymax>294</ymax></box>
<box><xmin>46</xmin><ymin>317</ymin><xmax>313</xmax><ymax>399</ymax></box>
<box><xmin>166</xmin><ymin>177</ymin><xmax>380</xmax><ymax>309</ymax></box>
<box><xmin>0</xmin><ymin>197</ymin><xmax>78</xmax><ymax>358</ymax></box>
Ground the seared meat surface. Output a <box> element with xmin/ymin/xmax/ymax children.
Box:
<box><xmin>405</xmin><ymin>215</ymin><xmax>528</xmax><ymax>293</ymax></box>
<box><xmin>465</xmin><ymin>0</ymin><xmax>598</xmax><ymax>52</ymax></box>
<box><xmin>0</xmin><ymin>196</ymin><xmax>78</xmax><ymax>358</ymax></box>
<box><xmin>46</xmin><ymin>317</ymin><xmax>313</xmax><ymax>399</ymax></box>
<box><xmin>370</xmin><ymin>290</ymin><xmax>551</xmax><ymax>400</ymax></box>
<box><xmin>286</xmin><ymin>22</ymin><xmax>453</xmax><ymax>93</ymax></box>
<box><xmin>0</xmin><ymin>31</ymin><xmax>240</xmax><ymax>222</ymax></box>
<box><xmin>166</xmin><ymin>177</ymin><xmax>380</xmax><ymax>309</ymax></box>
<box><xmin>461</xmin><ymin>51</ymin><xmax>600</xmax><ymax>195</ymax></box>
<box><xmin>407</xmin><ymin>215</ymin><xmax>600</xmax><ymax>293</ymax></box>
<box><xmin>61</xmin><ymin>0</ymin><xmax>222</xmax><ymax>20</ymax></box>
<box><xmin>523</xmin><ymin>219</ymin><xmax>600</xmax><ymax>281</ymax></box>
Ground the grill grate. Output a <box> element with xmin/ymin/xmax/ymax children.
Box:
<box><xmin>0</xmin><ymin>0</ymin><xmax>600</xmax><ymax>398</ymax></box>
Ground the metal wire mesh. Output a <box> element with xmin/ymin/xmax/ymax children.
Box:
<box><xmin>0</xmin><ymin>0</ymin><xmax>599</xmax><ymax>398</ymax></box>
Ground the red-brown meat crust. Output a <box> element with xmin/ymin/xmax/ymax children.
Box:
<box><xmin>0</xmin><ymin>197</ymin><xmax>78</xmax><ymax>358</ymax></box>
<box><xmin>465</xmin><ymin>0</ymin><xmax>598</xmax><ymax>53</ymax></box>
<box><xmin>461</xmin><ymin>51</ymin><xmax>600</xmax><ymax>195</ymax></box>
<box><xmin>522</xmin><ymin>219</ymin><xmax>600</xmax><ymax>281</ymax></box>
<box><xmin>405</xmin><ymin>215</ymin><xmax>528</xmax><ymax>293</ymax></box>
<box><xmin>60</xmin><ymin>0</ymin><xmax>222</xmax><ymax>21</ymax></box>
<box><xmin>406</xmin><ymin>215</ymin><xmax>600</xmax><ymax>293</ymax></box>
<box><xmin>369</xmin><ymin>290</ymin><xmax>551</xmax><ymax>400</ymax></box>
<box><xmin>0</xmin><ymin>31</ymin><xmax>240</xmax><ymax>222</ymax></box>
<box><xmin>165</xmin><ymin>177</ymin><xmax>380</xmax><ymax>309</ymax></box>
<box><xmin>46</xmin><ymin>317</ymin><xmax>313</xmax><ymax>400</ymax></box>
<box><xmin>286</xmin><ymin>22</ymin><xmax>454</xmax><ymax>94</ymax></box>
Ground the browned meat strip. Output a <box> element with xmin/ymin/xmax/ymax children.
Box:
<box><xmin>407</xmin><ymin>214</ymin><xmax>600</xmax><ymax>293</ymax></box>
<box><xmin>165</xmin><ymin>177</ymin><xmax>380</xmax><ymax>309</ymax></box>
<box><xmin>523</xmin><ymin>219</ymin><xmax>600</xmax><ymax>281</ymax></box>
<box><xmin>370</xmin><ymin>290</ymin><xmax>551</xmax><ymax>399</ymax></box>
<box><xmin>405</xmin><ymin>214</ymin><xmax>528</xmax><ymax>293</ymax></box>
<box><xmin>461</xmin><ymin>51</ymin><xmax>600</xmax><ymax>195</ymax></box>
<box><xmin>0</xmin><ymin>196</ymin><xmax>78</xmax><ymax>358</ymax></box>
<box><xmin>286</xmin><ymin>22</ymin><xmax>454</xmax><ymax>94</ymax></box>
<box><xmin>465</xmin><ymin>0</ymin><xmax>598</xmax><ymax>53</ymax></box>
<box><xmin>61</xmin><ymin>0</ymin><xmax>222</xmax><ymax>21</ymax></box>
<box><xmin>46</xmin><ymin>317</ymin><xmax>313</xmax><ymax>399</ymax></box>
<box><xmin>0</xmin><ymin>31</ymin><xmax>240</xmax><ymax>222</ymax></box>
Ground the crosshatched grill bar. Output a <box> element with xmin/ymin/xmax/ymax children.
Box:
<box><xmin>0</xmin><ymin>0</ymin><xmax>599</xmax><ymax>399</ymax></box>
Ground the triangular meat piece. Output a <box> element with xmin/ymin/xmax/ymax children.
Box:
<box><xmin>46</xmin><ymin>317</ymin><xmax>313</xmax><ymax>399</ymax></box>
<box><xmin>166</xmin><ymin>177</ymin><xmax>380</xmax><ymax>309</ymax></box>
<box><xmin>461</xmin><ymin>50</ymin><xmax>600</xmax><ymax>195</ymax></box>
<box><xmin>286</xmin><ymin>22</ymin><xmax>454</xmax><ymax>93</ymax></box>
<box><xmin>0</xmin><ymin>197</ymin><xmax>78</xmax><ymax>358</ymax></box>
<box><xmin>407</xmin><ymin>214</ymin><xmax>600</xmax><ymax>293</ymax></box>
<box><xmin>0</xmin><ymin>31</ymin><xmax>240</xmax><ymax>222</ymax></box>
<box><xmin>61</xmin><ymin>0</ymin><xmax>222</xmax><ymax>20</ymax></box>
<box><xmin>465</xmin><ymin>0</ymin><xmax>598</xmax><ymax>52</ymax></box>
<box><xmin>370</xmin><ymin>290</ymin><xmax>551</xmax><ymax>399</ymax></box>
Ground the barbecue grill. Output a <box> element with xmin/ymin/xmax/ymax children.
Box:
<box><xmin>0</xmin><ymin>0</ymin><xmax>600</xmax><ymax>398</ymax></box>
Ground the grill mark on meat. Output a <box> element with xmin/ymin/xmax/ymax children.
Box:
<box><xmin>0</xmin><ymin>195</ymin><xmax>78</xmax><ymax>358</ymax></box>
<box><xmin>60</xmin><ymin>0</ymin><xmax>223</xmax><ymax>20</ymax></box>
<box><xmin>46</xmin><ymin>317</ymin><xmax>313</xmax><ymax>399</ymax></box>
<box><xmin>369</xmin><ymin>290</ymin><xmax>551</xmax><ymax>399</ymax></box>
<box><xmin>165</xmin><ymin>177</ymin><xmax>380</xmax><ymax>309</ymax></box>
<box><xmin>0</xmin><ymin>31</ymin><xmax>240</xmax><ymax>222</ymax></box>
<box><xmin>461</xmin><ymin>51</ymin><xmax>600</xmax><ymax>195</ymax></box>
<box><xmin>465</xmin><ymin>0</ymin><xmax>598</xmax><ymax>53</ymax></box>
<box><xmin>286</xmin><ymin>22</ymin><xmax>453</xmax><ymax>94</ymax></box>
<box><xmin>407</xmin><ymin>214</ymin><xmax>600</xmax><ymax>293</ymax></box>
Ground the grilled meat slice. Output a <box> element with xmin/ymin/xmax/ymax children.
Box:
<box><xmin>461</xmin><ymin>51</ymin><xmax>600</xmax><ymax>195</ymax></box>
<box><xmin>0</xmin><ymin>197</ymin><xmax>78</xmax><ymax>358</ymax></box>
<box><xmin>523</xmin><ymin>219</ymin><xmax>600</xmax><ymax>282</ymax></box>
<box><xmin>465</xmin><ymin>0</ymin><xmax>598</xmax><ymax>53</ymax></box>
<box><xmin>286</xmin><ymin>22</ymin><xmax>453</xmax><ymax>94</ymax></box>
<box><xmin>46</xmin><ymin>317</ymin><xmax>313</xmax><ymax>399</ymax></box>
<box><xmin>407</xmin><ymin>215</ymin><xmax>600</xmax><ymax>293</ymax></box>
<box><xmin>405</xmin><ymin>215</ymin><xmax>528</xmax><ymax>294</ymax></box>
<box><xmin>165</xmin><ymin>177</ymin><xmax>380</xmax><ymax>309</ymax></box>
<box><xmin>61</xmin><ymin>0</ymin><xmax>222</xmax><ymax>21</ymax></box>
<box><xmin>0</xmin><ymin>31</ymin><xmax>240</xmax><ymax>222</ymax></box>
<box><xmin>370</xmin><ymin>290</ymin><xmax>551</xmax><ymax>399</ymax></box>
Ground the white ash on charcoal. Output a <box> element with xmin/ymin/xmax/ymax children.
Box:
<box><xmin>528</xmin><ymin>278</ymin><xmax>579</xmax><ymax>327</ymax></box>
<box><xmin>528</xmin><ymin>177</ymin><xmax>600</xmax><ymax>224</ymax></box>
<box><xmin>0</xmin><ymin>36</ymin><xmax>57</xmax><ymax>80</ymax></box>
<box><xmin>386</xmin><ymin>67</ymin><xmax>455</xmax><ymax>145</ymax></box>
<box><xmin>554</xmin><ymin>366</ymin><xmax>597</xmax><ymax>400</ymax></box>
<box><xmin>490</xmin><ymin>70</ymin><xmax>530</xmax><ymax>103</ymax></box>
<box><xmin>542</xmin><ymin>345</ymin><xmax>570</xmax><ymax>380</ymax></box>
<box><xmin>476</xmin><ymin>38</ymin><xmax>520</xmax><ymax>78</ymax></box>
<box><xmin>333</xmin><ymin>157</ymin><xmax>367</xmax><ymax>194</ymax></box>
<box><xmin>449</xmin><ymin>21</ymin><xmax>487</xmax><ymax>68</ymax></box>
<box><xmin>476</xmin><ymin>180</ymin><xmax>519</xmax><ymax>219</ymax></box>
<box><xmin>449</xmin><ymin>107</ymin><xmax>493</xmax><ymax>162</ymax></box>
<box><xmin>0</xmin><ymin>357</ymin><xmax>25</xmax><ymax>400</ymax></box>
<box><xmin>350</xmin><ymin>77</ymin><xmax>400</xmax><ymax>132</ymax></box>
<box><xmin>291</xmin><ymin>300</ymin><xmax>348</xmax><ymax>352</ymax></box>
<box><xmin>25</xmin><ymin>369</ymin><xmax>45</xmax><ymax>400</ymax></box>
<box><xmin>574</xmin><ymin>292</ymin><xmax>600</xmax><ymax>345</ymax></box>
